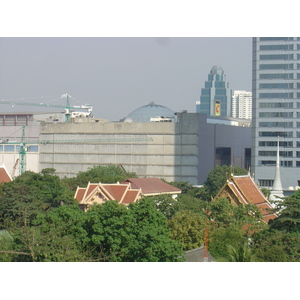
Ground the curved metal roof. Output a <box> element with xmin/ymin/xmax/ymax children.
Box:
<box><xmin>124</xmin><ymin>102</ymin><xmax>175</xmax><ymax>122</ymax></box>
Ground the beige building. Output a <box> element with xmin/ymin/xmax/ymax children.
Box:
<box><xmin>39</xmin><ymin>112</ymin><xmax>199</xmax><ymax>184</ymax></box>
<box><xmin>0</xmin><ymin>103</ymin><xmax>252</xmax><ymax>186</ymax></box>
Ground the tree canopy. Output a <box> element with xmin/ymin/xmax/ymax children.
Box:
<box><xmin>1</xmin><ymin>163</ymin><xmax>298</xmax><ymax>262</ymax></box>
<box><xmin>62</xmin><ymin>164</ymin><xmax>137</xmax><ymax>191</ymax></box>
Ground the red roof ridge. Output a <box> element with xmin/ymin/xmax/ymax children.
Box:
<box><xmin>0</xmin><ymin>164</ymin><xmax>13</xmax><ymax>183</ymax></box>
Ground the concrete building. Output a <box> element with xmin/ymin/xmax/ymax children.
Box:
<box><xmin>0</xmin><ymin>112</ymin><xmax>40</xmax><ymax>176</ymax></box>
<box><xmin>232</xmin><ymin>90</ymin><xmax>252</xmax><ymax>120</ymax></box>
<box><xmin>196</xmin><ymin>66</ymin><xmax>232</xmax><ymax>117</ymax></box>
<box><xmin>252</xmin><ymin>37</ymin><xmax>300</xmax><ymax>191</ymax></box>
<box><xmin>38</xmin><ymin>111</ymin><xmax>251</xmax><ymax>185</ymax></box>
<box><xmin>0</xmin><ymin>104</ymin><xmax>251</xmax><ymax>185</ymax></box>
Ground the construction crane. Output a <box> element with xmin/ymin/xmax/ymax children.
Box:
<box><xmin>0</xmin><ymin>93</ymin><xmax>93</xmax><ymax>122</ymax></box>
<box><xmin>3</xmin><ymin>125</ymin><xmax>153</xmax><ymax>175</ymax></box>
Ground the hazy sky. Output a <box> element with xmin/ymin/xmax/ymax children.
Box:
<box><xmin>0</xmin><ymin>37</ymin><xmax>252</xmax><ymax>120</ymax></box>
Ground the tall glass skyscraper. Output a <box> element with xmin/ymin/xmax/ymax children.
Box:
<box><xmin>252</xmin><ymin>37</ymin><xmax>300</xmax><ymax>190</ymax></box>
<box><xmin>196</xmin><ymin>66</ymin><xmax>232</xmax><ymax>117</ymax></box>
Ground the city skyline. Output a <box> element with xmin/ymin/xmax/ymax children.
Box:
<box><xmin>0</xmin><ymin>37</ymin><xmax>252</xmax><ymax>121</ymax></box>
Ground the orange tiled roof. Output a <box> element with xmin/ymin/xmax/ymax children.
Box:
<box><xmin>121</xmin><ymin>177</ymin><xmax>181</xmax><ymax>195</ymax></box>
<box><xmin>214</xmin><ymin>174</ymin><xmax>277</xmax><ymax>223</ymax></box>
<box><xmin>122</xmin><ymin>190</ymin><xmax>141</xmax><ymax>204</ymax></box>
<box><xmin>0</xmin><ymin>166</ymin><xmax>12</xmax><ymax>183</ymax></box>
<box><xmin>74</xmin><ymin>182</ymin><xmax>141</xmax><ymax>209</ymax></box>
<box><xmin>102</xmin><ymin>184</ymin><xmax>128</xmax><ymax>201</ymax></box>
<box><xmin>74</xmin><ymin>188</ymin><xmax>86</xmax><ymax>202</ymax></box>
<box><xmin>232</xmin><ymin>176</ymin><xmax>266</xmax><ymax>205</ymax></box>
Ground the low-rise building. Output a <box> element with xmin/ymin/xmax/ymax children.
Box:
<box><xmin>74</xmin><ymin>182</ymin><xmax>142</xmax><ymax>211</ymax></box>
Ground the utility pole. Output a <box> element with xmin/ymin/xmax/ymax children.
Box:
<box><xmin>203</xmin><ymin>208</ymin><xmax>210</xmax><ymax>262</ymax></box>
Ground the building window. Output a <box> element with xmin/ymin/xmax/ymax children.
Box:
<box><xmin>244</xmin><ymin>148</ymin><xmax>251</xmax><ymax>170</ymax></box>
<box><xmin>259</xmin><ymin>151</ymin><xmax>277</xmax><ymax>156</ymax></box>
<box><xmin>259</xmin><ymin>160</ymin><xmax>276</xmax><ymax>166</ymax></box>
<box><xmin>16</xmin><ymin>145</ymin><xmax>39</xmax><ymax>152</ymax></box>
<box><xmin>258</xmin><ymin>179</ymin><xmax>274</xmax><ymax>187</ymax></box>
<box><xmin>296</xmin><ymin>162</ymin><xmax>300</xmax><ymax>168</ymax></box>
<box><xmin>260</xmin><ymin>37</ymin><xmax>294</xmax><ymax>41</ymax></box>
<box><xmin>259</xmin><ymin>112</ymin><xmax>293</xmax><ymax>118</ymax></box>
<box><xmin>259</xmin><ymin>93</ymin><xmax>293</xmax><ymax>99</ymax></box>
<box><xmin>281</xmin><ymin>161</ymin><xmax>293</xmax><ymax>167</ymax></box>
<box><xmin>259</xmin><ymin>122</ymin><xmax>293</xmax><ymax>128</ymax></box>
<box><xmin>259</xmin><ymin>83</ymin><xmax>293</xmax><ymax>89</ymax></box>
<box><xmin>259</xmin><ymin>141</ymin><xmax>293</xmax><ymax>147</ymax></box>
<box><xmin>260</xmin><ymin>54</ymin><xmax>294</xmax><ymax>60</ymax></box>
<box><xmin>259</xmin><ymin>102</ymin><xmax>293</xmax><ymax>108</ymax></box>
<box><xmin>259</xmin><ymin>64</ymin><xmax>293</xmax><ymax>70</ymax></box>
<box><xmin>215</xmin><ymin>147</ymin><xmax>231</xmax><ymax>166</ymax></box>
<box><xmin>258</xmin><ymin>151</ymin><xmax>293</xmax><ymax>157</ymax></box>
<box><xmin>260</xmin><ymin>45</ymin><xmax>293</xmax><ymax>51</ymax></box>
<box><xmin>260</xmin><ymin>73</ymin><xmax>293</xmax><ymax>79</ymax></box>
<box><xmin>259</xmin><ymin>131</ymin><xmax>293</xmax><ymax>137</ymax></box>
<box><xmin>4</xmin><ymin>145</ymin><xmax>15</xmax><ymax>152</ymax></box>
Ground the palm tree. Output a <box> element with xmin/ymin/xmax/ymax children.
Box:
<box><xmin>227</xmin><ymin>241</ymin><xmax>256</xmax><ymax>262</ymax></box>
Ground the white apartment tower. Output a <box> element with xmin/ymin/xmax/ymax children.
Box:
<box><xmin>232</xmin><ymin>90</ymin><xmax>252</xmax><ymax>119</ymax></box>
<box><xmin>252</xmin><ymin>37</ymin><xmax>300</xmax><ymax>190</ymax></box>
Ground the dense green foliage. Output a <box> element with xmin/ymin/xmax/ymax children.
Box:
<box><xmin>62</xmin><ymin>164</ymin><xmax>137</xmax><ymax>191</ymax></box>
<box><xmin>168</xmin><ymin>210</ymin><xmax>206</xmax><ymax>251</ymax></box>
<box><xmin>202</xmin><ymin>165</ymin><xmax>248</xmax><ymax>199</ymax></box>
<box><xmin>1</xmin><ymin>164</ymin><xmax>300</xmax><ymax>262</ymax></box>
<box><xmin>0</xmin><ymin>166</ymin><xmax>184</xmax><ymax>261</ymax></box>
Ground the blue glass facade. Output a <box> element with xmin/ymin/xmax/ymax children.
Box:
<box><xmin>196</xmin><ymin>66</ymin><xmax>232</xmax><ymax>117</ymax></box>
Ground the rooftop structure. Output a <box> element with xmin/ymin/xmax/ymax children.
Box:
<box><xmin>185</xmin><ymin>245</ymin><xmax>215</xmax><ymax>262</ymax></box>
<box><xmin>123</xmin><ymin>102</ymin><xmax>175</xmax><ymax>122</ymax></box>
<box><xmin>74</xmin><ymin>182</ymin><xmax>142</xmax><ymax>211</ymax></box>
<box><xmin>269</xmin><ymin>138</ymin><xmax>285</xmax><ymax>203</ymax></box>
<box><xmin>121</xmin><ymin>177</ymin><xmax>181</xmax><ymax>197</ymax></box>
<box><xmin>214</xmin><ymin>174</ymin><xmax>277</xmax><ymax>223</ymax></box>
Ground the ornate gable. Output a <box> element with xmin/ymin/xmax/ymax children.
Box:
<box><xmin>74</xmin><ymin>182</ymin><xmax>141</xmax><ymax>211</ymax></box>
<box><xmin>213</xmin><ymin>174</ymin><xmax>277</xmax><ymax>223</ymax></box>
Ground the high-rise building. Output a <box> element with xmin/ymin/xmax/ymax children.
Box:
<box><xmin>252</xmin><ymin>37</ymin><xmax>300</xmax><ymax>190</ymax></box>
<box><xmin>232</xmin><ymin>90</ymin><xmax>252</xmax><ymax>119</ymax></box>
<box><xmin>196</xmin><ymin>66</ymin><xmax>232</xmax><ymax>117</ymax></box>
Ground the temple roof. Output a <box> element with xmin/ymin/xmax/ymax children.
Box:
<box><xmin>0</xmin><ymin>165</ymin><xmax>12</xmax><ymax>183</ymax></box>
<box><xmin>74</xmin><ymin>182</ymin><xmax>141</xmax><ymax>208</ymax></box>
<box><xmin>121</xmin><ymin>177</ymin><xmax>181</xmax><ymax>196</ymax></box>
<box><xmin>214</xmin><ymin>174</ymin><xmax>277</xmax><ymax>223</ymax></box>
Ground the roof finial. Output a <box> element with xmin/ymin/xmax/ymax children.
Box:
<box><xmin>269</xmin><ymin>136</ymin><xmax>284</xmax><ymax>205</ymax></box>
